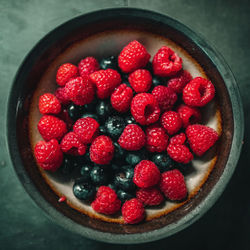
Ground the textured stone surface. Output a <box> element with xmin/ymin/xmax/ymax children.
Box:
<box><xmin>0</xmin><ymin>0</ymin><xmax>250</xmax><ymax>249</ymax></box>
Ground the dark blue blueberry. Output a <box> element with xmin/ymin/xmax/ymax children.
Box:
<box><xmin>99</xmin><ymin>56</ymin><xmax>118</xmax><ymax>70</ymax></box>
<box><xmin>60</xmin><ymin>155</ymin><xmax>78</xmax><ymax>175</ymax></box>
<box><xmin>99</xmin><ymin>125</ymin><xmax>107</xmax><ymax>134</ymax></box>
<box><xmin>114</xmin><ymin>166</ymin><xmax>135</xmax><ymax>191</ymax></box>
<box><xmin>105</xmin><ymin>116</ymin><xmax>126</xmax><ymax>139</ymax></box>
<box><xmin>67</xmin><ymin>103</ymin><xmax>85</xmax><ymax>121</ymax></box>
<box><xmin>152</xmin><ymin>76</ymin><xmax>165</xmax><ymax>88</ymax></box>
<box><xmin>90</xmin><ymin>166</ymin><xmax>109</xmax><ymax>185</ymax></box>
<box><xmin>96</xmin><ymin>100</ymin><xmax>114</xmax><ymax>121</ymax></box>
<box><xmin>108</xmin><ymin>183</ymin><xmax>119</xmax><ymax>192</ymax></box>
<box><xmin>80</xmin><ymin>113</ymin><xmax>100</xmax><ymax>123</ymax></box>
<box><xmin>75</xmin><ymin>152</ymin><xmax>91</xmax><ymax>165</ymax></box>
<box><xmin>125</xmin><ymin>150</ymin><xmax>146</xmax><ymax>166</ymax></box>
<box><xmin>84</xmin><ymin>99</ymin><xmax>97</xmax><ymax>113</ymax></box>
<box><xmin>116</xmin><ymin>190</ymin><xmax>134</xmax><ymax>203</ymax></box>
<box><xmin>110</xmin><ymin>163</ymin><xmax>120</xmax><ymax>173</ymax></box>
<box><xmin>80</xmin><ymin>165</ymin><xmax>92</xmax><ymax>181</ymax></box>
<box><xmin>124</xmin><ymin>114</ymin><xmax>136</xmax><ymax>125</ymax></box>
<box><xmin>176</xmin><ymin>162</ymin><xmax>193</xmax><ymax>176</ymax></box>
<box><xmin>73</xmin><ymin>181</ymin><xmax>96</xmax><ymax>201</ymax></box>
<box><xmin>113</xmin><ymin>142</ymin><xmax>126</xmax><ymax>161</ymax></box>
<box><xmin>151</xmin><ymin>153</ymin><xmax>174</xmax><ymax>173</ymax></box>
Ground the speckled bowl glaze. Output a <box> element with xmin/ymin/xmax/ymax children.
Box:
<box><xmin>7</xmin><ymin>8</ymin><xmax>244</xmax><ymax>244</ymax></box>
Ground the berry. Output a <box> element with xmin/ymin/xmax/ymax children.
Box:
<box><xmin>186</xmin><ymin>124</ymin><xmax>219</xmax><ymax>156</ymax></box>
<box><xmin>90</xmin><ymin>69</ymin><xmax>121</xmax><ymax>99</ymax></box>
<box><xmin>117</xmin><ymin>190</ymin><xmax>134</xmax><ymax>203</ymax></box>
<box><xmin>111</xmin><ymin>84</ymin><xmax>133</xmax><ymax>113</ymax></box>
<box><xmin>167</xmin><ymin>143</ymin><xmax>193</xmax><ymax>164</ymax></box>
<box><xmin>64</xmin><ymin>76</ymin><xmax>95</xmax><ymax>106</ymax></box>
<box><xmin>78</xmin><ymin>57</ymin><xmax>99</xmax><ymax>77</ymax></box>
<box><xmin>122</xmin><ymin>198</ymin><xmax>145</xmax><ymax>224</ymax></box>
<box><xmin>177</xmin><ymin>104</ymin><xmax>201</xmax><ymax>128</ymax></box>
<box><xmin>161</xmin><ymin>111</ymin><xmax>182</xmax><ymax>135</ymax></box>
<box><xmin>114</xmin><ymin>166</ymin><xmax>135</xmax><ymax>191</ymax></box>
<box><xmin>131</xmin><ymin>93</ymin><xmax>160</xmax><ymax>125</ymax></box>
<box><xmin>167</xmin><ymin>70</ymin><xmax>192</xmax><ymax>93</ymax></box>
<box><xmin>151</xmin><ymin>153</ymin><xmax>175</xmax><ymax>172</ymax></box>
<box><xmin>73</xmin><ymin>117</ymin><xmax>99</xmax><ymax>144</ymax></box>
<box><xmin>152</xmin><ymin>85</ymin><xmax>177</xmax><ymax>111</ymax></box>
<box><xmin>90</xmin><ymin>135</ymin><xmax>114</xmax><ymax>165</ymax></box>
<box><xmin>128</xmin><ymin>69</ymin><xmax>152</xmax><ymax>93</ymax></box>
<box><xmin>133</xmin><ymin>160</ymin><xmax>160</xmax><ymax>188</ymax></box>
<box><xmin>37</xmin><ymin>115</ymin><xmax>67</xmax><ymax>141</ymax></box>
<box><xmin>39</xmin><ymin>93</ymin><xmax>61</xmax><ymax>115</ymax></box>
<box><xmin>136</xmin><ymin>187</ymin><xmax>164</xmax><ymax>206</ymax></box>
<box><xmin>55</xmin><ymin>87</ymin><xmax>70</xmax><ymax>105</ymax></box>
<box><xmin>118</xmin><ymin>40</ymin><xmax>150</xmax><ymax>73</ymax></box>
<box><xmin>125</xmin><ymin>150</ymin><xmax>146</xmax><ymax>166</ymax></box>
<box><xmin>146</xmin><ymin>124</ymin><xmax>169</xmax><ymax>152</ymax></box>
<box><xmin>80</xmin><ymin>165</ymin><xmax>92</xmax><ymax>181</ymax></box>
<box><xmin>56</xmin><ymin>63</ymin><xmax>78</xmax><ymax>86</ymax></box>
<box><xmin>159</xmin><ymin>169</ymin><xmax>187</xmax><ymax>201</ymax></box>
<box><xmin>67</xmin><ymin>103</ymin><xmax>85</xmax><ymax>121</ymax></box>
<box><xmin>152</xmin><ymin>46</ymin><xmax>182</xmax><ymax>77</ymax></box>
<box><xmin>105</xmin><ymin>116</ymin><xmax>126</xmax><ymax>139</ymax></box>
<box><xmin>34</xmin><ymin>139</ymin><xmax>63</xmax><ymax>171</ymax></box>
<box><xmin>57</xmin><ymin>108</ymin><xmax>74</xmax><ymax>130</ymax></box>
<box><xmin>95</xmin><ymin>100</ymin><xmax>115</xmax><ymax>121</ymax></box>
<box><xmin>91</xmin><ymin>186</ymin><xmax>121</xmax><ymax>215</ymax></box>
<box><xmin>73</xmin><ymin>181</ymin><xmax>96</xmax><ymax>201</ymax></box>
<box><xmin>182</xmin><ymin>77</ymin><xmax>215</xmax><ymax>107</ymax></box>
<box><xmin>124</xmin><ymin>114</ymin><xmax>136</xmax><ymax>125</ymax></box>
<box><xmin>99</xmin><ymin>56</ymin><xmax>119</xmax><ymax>70</ymax></box>
<box><xmin>113</xmin><ymin>142</ymin><xmax>126</xmax><ymax>161</ymax></box>
<box><xmin>99</xmin><ymin>125</ymin><xmax>107</xmax><ymax>134</ymax></box>
<box><xmin>80</xmin><ymin>113</ymin><xmax>100</xmax><ymax>123</ymax></box>
<box><xmin>60</xmin><ymin>155</ymin><xmax>78</xmax><ymax>175</ymax></box>
<box><xmin>90</xmin><ymin>166</ymin><xmax>109</xmax><ymax>185</ymax></box>
<box><xmin>170</xmin><ymin>133</ymin><xmax>186</xmax><ymax>145</ymax></box>
<box><xmin>118</xmin><ymin>124</ymin><xmax>146</xmax><ymax>151</ymax></box>
<box><xmin>60</xmin><ymin>132</ymin><xmax>87</xmax><ymax>156</ymax></box>
<box><xmin>152</xmin><ymin>76</ymin><xmax>165</xmax><ymax>88</ymax></box>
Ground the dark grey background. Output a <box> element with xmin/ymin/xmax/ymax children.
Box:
<box><xmin>1</xmin><ymin>0</ymin><xmax>250</xmax><ymax>249</ymax></box>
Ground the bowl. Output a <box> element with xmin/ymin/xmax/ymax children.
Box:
<box><xmin>7</xmin><ymin>8</ymin><xmax>244</xmax><ymax>244</ymax></box>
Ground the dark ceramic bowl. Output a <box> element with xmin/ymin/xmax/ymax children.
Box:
<box><xmin>7</xmin><ymin>8</ymin><xmax>244</xmax><ymax>244</ymax></box>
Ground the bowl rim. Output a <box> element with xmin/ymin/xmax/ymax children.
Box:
<box><xmin>6</xmin><ymin>7</ymin><xmax>244</xmax><ymax>244</ymax></box>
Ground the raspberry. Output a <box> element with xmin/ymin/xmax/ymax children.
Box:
<box><xmin>161</xmin><ymin>111</ymin><xmax>182</xmax><ymax>135</ymax></box>
<box><xmin>55</xmin><ymin>87</ymin><xmax>70</xmax><ymax>105</ymax></box>
<box><xmin>118</xmin><ymin>124</ymin><xmax>146</xmax><ymax>151</ymax></box>
<box><xmin>38</xmin><ymin>93</ymin><xmax>61</xmax><ymax>115</ymax></box>
<box><xmin>169</xmin><ymin>133</ymin><xmax>186</xmax><ymax>145</ymax></box>
<box><xmin>152</xmin><ymin>85</ymin><xmax>177</xmax><ymax>111</ymax></box>
<box><xmin>73</xmin><ymin>117</ymin><xmax>99</xmax><ymax>144</ymax></box>
<box><xmin>64</xmin><ymin>76</ymin><xmax>95</xmax><ymax>106</ymax></box>
<box><xmin>60</xmin><ymin>132</ymin><xmax>87</xmax><ymax>156</ymax></box>
<box><xmin>177</xmin><ymin>104</ymin><xmax>201</xmax><ymax>128</ymax></box>
<box><xmin>133</xmin><ymin>160</ymin><xmax>161</xmax><ymax>188</ymax></box>
<box><xmin>34</xmin><ymin>139</ymin><xmax>63</xmax><ymax>171</ymax></box>
<box><xmin>182</xmin><ymin>77</ymin><xmax>215</xmax><ymax>107</ymax></box>
<box><xmin>91</xmin><ymin>186</ymin><xmax>121</xmax><ymax>215</ymax></box>
<box><xmin>37</xmin><ymin>115</ymin><xmax>67</xmax><ymax>141</ymax></box>
<box><xmin>118</xmin><ymin>40</ymin><xmax>150</xmax><ymax>73</ymax></box>
<box><xmin>56</xmin><ymin>63</ymin><xmax>78</xmax><ymax>86</ymax></box>
<box><xmin>136</xmin><ymin>187</ymin><xmax>164</xmax><ymax>206</ymax></box>
<box><xmin>152</xmin><ymin>46</ymin><xmax>182</xmax><ymax>77</ymax></box>
<box><xmin>167</xmin><ymin>143</ymin><xmax>193</xmax><ymax>164</ymax></box>
<box><xmin>131</xmin><ymin>93</ymin><xmax>160</xmax><ymax>125</ymax></box>
<box><xmin>128</xmin><ymin>69</ymin><xmax>152</xmax><ymax>93</ymax></box>
<box><xmin>90</xmin><ymin>69</ymin><xmax>121</xmax><ymax>99</ymax></box>
<box><xmin>159</xmin><ymin>169</ymin><xmax>187</xmax><ymax>201</ymax></box>
<box><xmin>167</xmin><ymin>70</ymin><xmax>192</xmax><ymax>93</ymax></box>
<box><xmin>78</xmin><ymin>57</ymin><xmax>99</xmax><ymax>77</ymax></box>
<box><xmin>122</xmin><ymin>198</ymin><xmax>145</xmax><ymax>224</ymax></box>
<box><xmin>186</xmin><ymin>124</ymin><xmax>219</xmax><ymax>156</ymax></box>
<box><xmin>110</xmin><ymin>84</ymin><xmax>133</xmax><ymax>113</ymax></box>
<box><xmin>146</xmin><ymin>124</ymin><xmax>169</xmax><ymax>152</ymax></box>
<box><xmin>90</xmin><ymin>135</ymin><xmax>114</xmax><ymax>165</ymax></box>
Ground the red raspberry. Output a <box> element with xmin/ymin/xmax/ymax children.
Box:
<box><xmin>118</xmin><ymin>124</ymin><xmax>146</xmax><ymax>151</ymax></box>
<box><xmin>169</xmin><ymin>133</ymin><xmax>186</xmax><ymax>145</ymax></box>
<box><xmin>37</xmin><ymin>115</ymin><xmax>67</xmax><ymax>141</ymax></box>
<box><xmin>118</xmin><ymin>40</ymin><xmax>150</xmax><ymax>73</ymax></box>
<box><xmin>136</xmin><ymin>187</ymin><xmax>164</xmax><ymax>206</ymax></box>
<box><xmin>90</xmin><ymin>69</ymin><xmax>121</xmax><ymax>99</ymax></box>
<box><xmin>34</xmin><ymin>139</ymin><xmax>63</xmax><ymax>171</ymax></box>
<box><xmin>60</xmin><ymin>132</ymin><xmax>87</xmax><ymax>156</ymax></box>
<box><xmin>152</xmin><ymin>46</ymin><xmax>182</xmax><ymax>77</ymax></box>
<box><xmin>146</xmin><ymin>124</ymin><xmax>169</xmax><ymax>152</ymax></box>
<box><xmin>167</xmin><ymin>70</ymin><xmax>192</xmax><ymax>93</ymax></box>
<box><xmin>78</xmin><ymin>57</ymin><xmax>99</xmax><ymax>77</ymax></box>
<box><xmin>110</xmin><ymin>84</ymin><xmax>133</xmax><ymax>113</ymax></box>
<box><xmin>56</xmin><ymin>63</ymin><xmax>78</xmax><ymax>86</ymax></box>
<box><xmin>167</xmin><ymin>143</ymin><xmax>193</xmax><ymax>164</ymax></box>
<box><xmin>64</xmin><ymin>76</ymin><xmax>95</xmax><ymax>105</ymax></box>
<box><xmin>128</xmin><ymin>69</ymin><xmax>152</xmax><ymax>93</ymax></box>
<box><xmin>38</xmin><ymin>93</ymin><xmax>61</xmax><ymax>115</ymax></box>
<box><xmin>159</xmin><ymin>169</ymin><xmax>187</xmax><ymax>201</ymax></box>
<box><xmin>152</xmin><ymin>85</ymin><xmax>177</xmax><ymax>111</ymax></box>
<box><xmin>90</xmin><ymin>135</ymin><xmax>114</xmax><ymax>165</ymax></box>
<box><xmin>161</xmin><ymin>111</ymin><xmax>182</xmax><ymax>135</ymax></box>
<box><xmin>183</xmin><ymin>77</ymin><xmax>215</xmax><ymax>107</ymax></box>
<box><xmin>92</xmin><ymin>186</ymin><xmax>121</xmax><ymax>215</ymax></box>
<box><xmin>73</xmin><ymin>117</ymin><xmax>99</xmax><ymax>144</ymax></box>
<box><xmin>133</xmin><ymin>160</ymin><xmax>161</xmax><ymax>188</ymax></box>
<box><xmin>55</xmin><ymin>87</ymin><xmax>70</xmax><ymax>105</ymax></box>
<box><xmin>131</xmin><ymin>93</ymin><xmax>160</xmax><ymax>125</ymax></box>
<box><xmin>186</xmin><ymin>124</ymin><xmax>219</xmax><ymax>156</ymax></box>
<box><xmin>177</xmin><ymin>104</ymin><xmax>201</xmax><ymax>128</ymax></box>
<box><xmin>122</xmin><ymin>198</ymin><xmax>145</xmax><ymax>224</ymax></box>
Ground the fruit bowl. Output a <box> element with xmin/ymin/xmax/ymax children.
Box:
<box><xmin>7</xmin><ymin>8</ymin><xmax>243</xmax><ymax>243</ymax></box>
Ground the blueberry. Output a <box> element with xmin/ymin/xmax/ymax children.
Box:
<box><xmin>73</xmin><ymin>181</ymin><xmax>96</xmax><ymax>201</ymax></box>
<box><xmin>116</xmin><ymin>190</ymin><xmax>134</xmax><ymax>203</ymax></box>
<box><xmin>90</xmin><ymin>166</ymin><xmax>109</xmax><ymax>185</ymax></box>
<box><xmin>60</xmin><ymin>155</ymin><xmax>78</xmax><ymax>175</ymax></box>
<box><xmin>84</xmin><ymin>99</ymin><xmax>97</xmax><ymax>113</ymax></box>
<box><xmin>114</xmin><ymin>166</ymin><xmax>135</xmax><ymax>191</ymax></box>
<box><xmin>125</xmin><ymin>150</ymin><xmax>146</xmax><ymax>166</ymax></box>
<box><xmin>67</xmin><ymin>103</ymin><xmax>85</xmax><ymax>121</ymax></box>
<box><xmin>113</xmin><ymin>142</ymin><xmax>126</xmax><ymax>161</ymax></box>
<box><xmin>99</xmin><ymin>56</ymin><xmax>119</xmax><ymax>70</ymax></box>
<box><xmin>80</xmin><ymin>165</ymin><xmax>92</xmax><ymax>181</ymax></box>
<box><xmin>75</xmin><ymin>152</ymin><xmax>91</xmax><ymax>165</ymax></box>
<box><xmin>108</xmin><ymin>183</ymin><xmax>119</xmax><ymax>192</ymax></box>
<box><xmin>96</xmin><ymin>100</ymin><xmax>114</xmax><ymax>121</ymax></box>
<box><xmin>99</xmin><ymin>125</ymin><xmax>107</xmax><ymax>134</ymax></box>
<box><xmin>152</xmin><ymin>76</ymin><xmax>165</xmax><ymax>88</ymax></box>
<box><xmin>105</xmin><ymin>116</ymin><xmax>126</xmax><ymax>139</ymax></box>
<box><xmin>124</xmin><ymin>114</ymin><xmax>136</xmax><ymax>125</ymax></box>
<box><xmin>151</xmin><ymin>153</ymin><xmax>174</xmax><ymax>172</ymax></box>
<box><xmin>80</xmin><ymin>113</ymin><xmax>100</xmax><ymax>123</ymax></box>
